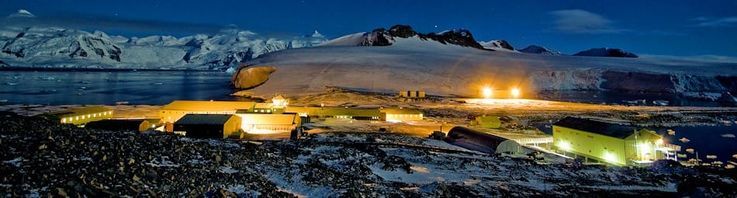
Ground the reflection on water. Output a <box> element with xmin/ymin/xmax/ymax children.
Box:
<box><xmin>657</xmin><ymin>126</ymin><xmax>737</xmax><ymax>163</ymax></box>
<box><xmin>535</xmin><ymin>123</ymin><xmax>737</xmax><ymax>164</ymax></box>
<box><xmin>0</xmin><ymin>71</ymin><xmax>235</xmax><ymax>105</ymax></box>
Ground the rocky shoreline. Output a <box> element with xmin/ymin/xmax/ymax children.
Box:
<box><xmin>1</xmin><ymin>112</ymin><xmax>736</xmax><ymax>197</ymax></box>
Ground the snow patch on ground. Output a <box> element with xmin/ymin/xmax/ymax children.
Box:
<box><xmin>3</xmin><ymin>157</ymin><xmax>23</xmax><ymax>167</ymax></box>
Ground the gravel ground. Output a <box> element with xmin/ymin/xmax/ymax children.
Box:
<box><xmin>1</xmin><ymin>112</ymin><xmax>736</xmax><ymax>197</ymax></box>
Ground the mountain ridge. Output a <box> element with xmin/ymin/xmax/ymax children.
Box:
<box><xmin>0</xmin><ymin>26</ymin><xmax>326</xmax><ymax>70</ymax></box>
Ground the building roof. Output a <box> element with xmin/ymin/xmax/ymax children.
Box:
<box><xmin>284</xmin><ymin>106</ymin><xmax>381</xmax><ymax>117</ymax></box>
<box><xmin>553</xmin><ymin>117</ymin><xmax>636</xmax><ymax>139</ymax></box>
<box><xmin>380</xmin><ymin>108</ymin><xmax>422</xmax><ymax>115</ymax></box>
<box><xmin>446</xmin><ymin>126</ymin><xmax>513</xmax><ymax>153</ymax></box>
<box><xmin>254</xmin><ymin>103</ymin><xmax>274</xmax><ymax>109</ymax></box>
<box><xmin>175</xmin><ymin>114</ymin><xmax>235</xmax><ymax>125</ymax></box>
<box><xmin>239</xmin><ymin>113</ymin><xmax>296</xmax><ymax>125</ymax></box>
<box><xmin>53</xmin><ymin>106</ymin><xmax>111</xmax><ymax>116</ymax></box>
<box><xmin>161</xmin><ymin>100</ymin><xmax>255</xmax><ymax>111</ymax></box>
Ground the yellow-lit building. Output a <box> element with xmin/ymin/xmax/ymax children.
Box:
<box><xmin>380</xmin><ymin>108</ymin><xmax>423</xmax><ymax>122</ymax></box>
<box><xmin>285</xmin><ymin>106</ymin><xmax>381</xmax><ymax>120</ymax></box>
<box><xmin>56</xmin><ymin>106</ymin><xmax>113</xmax><ymax>125</ymax></box>
<box><xmin>398</xmin><ymin>90</ymin><xmax>426</xmax><ymax>98</ymax></box>
<box><xmin>284</xmin><ymin>106</ymin><xmax>422</xmax><ymax>122</ymax></box>
<box><xmin>236</xmin><ymin>112</ymin><xmax>301</xmax><ymax>134</ymax></box>
<box><xmin>159</xmin><ymin>100</ymin><xmax>303</xmax><ymax>137</ymax></box>
<box><xmin>553</xmin><ymin>117</ymin><xmax>678</xmax><ymax>166</ymax></box>
<box><xmin>173</xmin><ymin>114</ymin><xmax>242</xmax><ymax>138</ymax></box>
<box><xmin>159</xmin><ymin>100</ymin><xmax>255</xmax><ymax>124</ymax></box>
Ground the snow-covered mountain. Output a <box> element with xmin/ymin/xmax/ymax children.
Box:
<box><xmin>479</xmin><ymin>40</ymin><xmax>515</xmax><ymax>52</ymax></box>
<box><xmin>0</xmin><ymin>25</ymin><xmax>327</xmax><ymax>70</ymax></box>
<box><xmin>7</xmin><ymin>9</ymin><xmax>35</xmax><ymax>18</ymax></box>
<box><xmin>234</xmin><ymin>25</ymin><xmax>737</xmax><ymax>102</ymax></box>
<box><xmin>321</xmin><ymin>25</ymin><xmax>485</xmax><ymax>49</ymax></box>
<box><xmin>519</xmin><ymin>45</ymin><xmax>561</xmax><ymax>55</ymax></box>
<box><xmin>573</xmin><ymin>48</ymin><xmax>638</xmax><ymax>58</ymax></box>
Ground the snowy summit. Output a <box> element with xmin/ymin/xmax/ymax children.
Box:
<box><xmin>7</xmin><ymin>9</ymin><xmax>35</xmax><ymax>18</ymax></box>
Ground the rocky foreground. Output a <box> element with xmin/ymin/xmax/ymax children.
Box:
<box><xmin>1</xmin><ymin>112</ymin><xmax>736</xmax><ymax>197</ymax></box>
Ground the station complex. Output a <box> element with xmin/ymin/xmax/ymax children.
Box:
<box><xmin>52</xmin><ymin>96</ymin><xmax>423</xmax><ymax>139</ymax></box>
<box><xmin>49</xmin><ymin>95</ymin><xmax>683</xmax><ymax>166</ymax></box>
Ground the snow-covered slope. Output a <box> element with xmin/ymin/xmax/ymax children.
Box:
<box><xmin>236</xmin><ymin>34</ymin><xmax>737</xmax><ymax>99</ymax></box>
<box><xmin>0</xmin><ymin>26</ymin><xmax>327</xmax><ymax>70</ymax></box>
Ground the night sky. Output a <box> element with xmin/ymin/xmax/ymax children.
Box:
<box><xmin>3</xmin><ymin>0</ymin><xmax>737</xmax><ymax>57</ymax></box>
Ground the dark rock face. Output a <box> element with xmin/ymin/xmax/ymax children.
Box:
<box><xmin>716</xmin><ymin>92</ymin><xmax>737</xmax><ymax>106</ymax></box>
<box><xmin>715</xmin><ymin>76</ymin><xmax>737</xmax><ymax>94</ymax></box>
<box><xmin>355</xmin><ymin>25</ymin><xmax>486</xmax><ymax>50</ymax></box>
<box><xmin>519</xmin><ymin>45</ymin><xmax>560</xmax><ymax>55</ymax></box>
<box><xmin>0</xmin><ymin>59</ymin><xmax>8</xmax><ymax>67</ymax></box>
<box><xmin>600</xmin><ymin>71</ymin><xmax>675</xmax><ymax>93</ymax></box>
<box><xmin>359</xmin><ymin>28</ymin><xmax>393</xmax><ymax>46</ymax></box>
<box><xmin>424</xmin><ymin>29</ymin><xmax>485</xmax><ymax>49</ymax></box>
<box><xmin>387</xmin><ymin>25</ymin><xmax>417</xmax><ymax>38</ymax></box>
<box><xmin>489</xmin><ymin>40</ymin><xmax>515</xmax><ymax>50</ymax></box>
<box><xmin>573</xmin><ymin>48</ymin><xmax>638</xmax><ymax>58</ymax></box>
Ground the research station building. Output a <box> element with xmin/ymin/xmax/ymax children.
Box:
<box><xmin>173</xmin><ymin>114</ymin><xmax>242</xmax><ymax>138</ymax></box>
<box><xmin>553</xmin><ymin>117</ymin><xmax>678</xmax><ymax>166</ymax></box>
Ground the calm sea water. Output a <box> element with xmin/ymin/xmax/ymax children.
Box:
<box><xmin>536</xmin><ymin>123</ymin><xmax>737</xmax><ymax>163</ymax></box>
<box><xmin>657</xmin><ymin>126</ymin><xmax>737</xmax><ymax>163</ymax></box>
<box><xmin>0</xmin><ymin>70</ymin><xmax>235</xmax><ymax>105</ymax></box>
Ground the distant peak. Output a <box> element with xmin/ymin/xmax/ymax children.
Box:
<box><xmin>480</xmin><ymin>40</ymin><xmax>515</xmax><ymax>51</ymax></box>
<box><xmin>8</xmin><ymin>9</ymin><xmax>35</xmax><ymax>18</ymax></box>
<box><xmin>388</xmin><ymin>25</ymin><xmax>417</xmax><ymax>38</ymax></box>
<box><xmin>573</xmin><ymin>48</ymin><xmax>638</xmax><ymax>58</ymax></box>
<box><xmin>311</xmin><ymin>30</ymin><xmax>324</xmax><ymax>38</ymax></box>
<box><xmin>519</xmin><ymin>45</ymin><xmax>561</xmax><ymax>55</ymax></box>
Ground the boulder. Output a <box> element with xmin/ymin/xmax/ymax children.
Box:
<box><xmin>232</xmin><ymin>66</ymin><xmax>277</xmax><ymax>89</ymax></box>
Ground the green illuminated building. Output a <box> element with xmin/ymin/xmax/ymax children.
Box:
<box><xmin>553</xmin><ymin>117</ymin><xmax>670</xmax><ymax>166</ymax></box>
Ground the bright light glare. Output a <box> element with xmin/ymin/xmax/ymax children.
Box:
<box><xmin>638</xmin><ymin>142</ymin><xmax>652</xmax><ymax>156</ymax></box>
<box><xmin>557</xmin><ymin>140</ymin><xmax>571</xmax><ymax>151</ymax></box>
<box><xmin>511</xmin><ymin>88</ymin><xmax>521</xmax><ymax>98</ymax></box>
<box><xmin>603</xmin><ymin>151</ymin><xmax>618</xmax><ymax>164</ymax></box>
<box><xmin>482</xmin><ymin>87</ymin><xmax>493</xmax><ymax>98</ymax></box>
<box><xmin>655</xmin><ymin>139</ymin><xmax>663</xmax><ymax>145</ymax></box>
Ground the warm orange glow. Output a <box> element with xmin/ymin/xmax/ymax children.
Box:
<box><xmin>511</xmin><ymin>87</ymin><xmax>521</xmax><ymax>98</ymax></box>
<box><xmin>481</xmin><ymin>86</ymin><xmax>493</xmax><ymax>98</ymax></box>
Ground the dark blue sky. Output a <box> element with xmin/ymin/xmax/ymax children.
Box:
<box><xmin>3</xmin><ymin>0</ymin><xmax>737</xmax><ymax>57</ymax></box>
